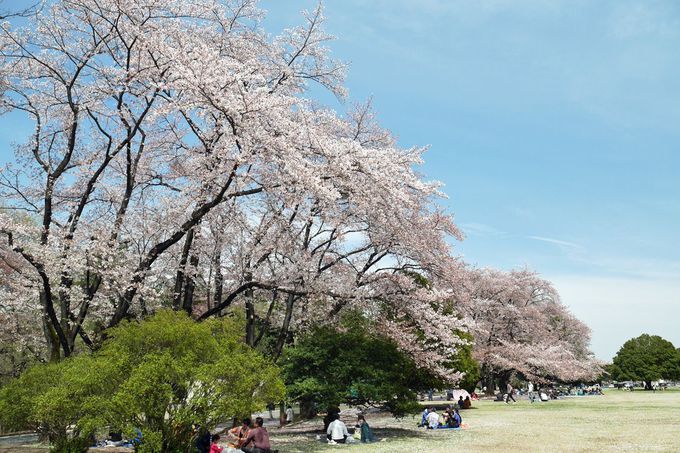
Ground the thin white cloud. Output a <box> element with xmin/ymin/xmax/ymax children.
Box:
<box><xmin>527</xmin><ymin>235</ymin><xmax>583</xmax><ymax>250</ymax></box>
<box><xmin>460</xmin><ymin>222</ymin><xmax>507</xmax><ymax>237</ymax></box>
<box><xmin>528</xmin><ymin>235</ymin><xmax>680</xmax><ymax>281</ymax></box>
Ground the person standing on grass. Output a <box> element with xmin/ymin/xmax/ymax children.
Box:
<box><xmin>528</xmin><ymin>381</ymin><xmax>535</xmax><ymax>403</ymax></box>
<box><xmin>506</xmin><ymin>382</ymin><xmax>516</xmax><ymax>403</ymax></box>
<box><xmin>285</xmin><ymin>405</ymin><xmax>294</xmax><ymax>424</ymax></box>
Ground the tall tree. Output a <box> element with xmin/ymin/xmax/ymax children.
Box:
<box><xmin>456</xmin><ymin>268</ymin><xmax>600</xmax><ymax>391</ymax></box>
<box><xmin>611</xmin><ymin>334</ymin><xmax>680</xmax><ymax>390</ymax></box>
<box><xmin>0</xmin><ymin>0</ymin><xmax>468</xmax><ymax>380</ymax></box>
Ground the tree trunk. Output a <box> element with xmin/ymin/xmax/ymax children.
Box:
<box><xmin>245</xmin><ymin>282</ymin><xmax>255</xmax><ymax>347</ymax></box>
<box><xmin>273</xmin><ymin>293</ymin><xmax>296</xmax><ymax>361</ymax></box>
<box><xmin>254</xmin><ymin>291</ymin><xmax>277</xmax><ymax>347</ymax></box>
<box><xmin>181</xmin><ymin>253</ymin><xmax>199</xmax><ymax>315</ymax></box>
<box><xmin>279</xmin><ymin>401</ymin><xmax>286</xmax><ymax>427</ymax></box>
<box><xmin>172</xmin><ymin>228</ymin><xmax>194</xmax><ymax>310</ymax></box>
<box><xmin>212</xmin><ymin>249</ymin><xmax>223</xmax><ymax>311</ymax></box>
<box><xmin>480</xmin><ymin>364</ymin><xmax>496</xmax><ymax>395</ymax></box>
<box><xmin>43</xmin><ymin>314</ymin><xmax>61</xmax><ymax>363</ymax></box>
<box><xmin>300</xmin><ymin>400</ymin><xmax>317</xmax><ymax>419</ymax></box>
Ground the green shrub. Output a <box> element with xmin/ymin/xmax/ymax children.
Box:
<box><xmin>281</xmin><ymin>314</ymin><xmax>449</xmax><ymax>418</ymax></box>
<box><xmin>0</xmin><ymin>310</ymin><xmax>284</xmax><ymax>452</ymax></box>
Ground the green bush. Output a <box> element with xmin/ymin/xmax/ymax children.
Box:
<box><xmin>281</xmin><ymin>314</ymin><xmax>451</xmax><ymax>418</ymax></box>
<box><xmin>0</xmin><ymin>310</ymin><xmax>284</xmax><ymax>452</ymax></box>
<box><xmin>611</xmin><ymin>334</ymin><xmax>680</xmax><ymax>389</ymax></box>
<box><xmin>449</xmin><ymin>331</ymin><xmax>480</xmax><ymax>393</ymax></box>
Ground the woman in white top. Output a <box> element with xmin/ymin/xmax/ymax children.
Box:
<box><xmin>426</xmin><ymin>409</ymin><xmax>440</xmax><ymax>429</ymax></box>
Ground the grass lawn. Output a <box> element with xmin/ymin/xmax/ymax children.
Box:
<box><xmin>269</xmin><ymin>389</ymin><xmax>680</xmax><ymax>452</ymax></box>
<box><xmin>2</xmin><ymin>389</ymin><xmax>679</xmax><ymax>452</ymax></box>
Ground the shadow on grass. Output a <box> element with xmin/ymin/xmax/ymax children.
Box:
<box><xmin>271</xmin><ymin>425</ymin><xmax>437</xmax><ymax>452</ymax></box>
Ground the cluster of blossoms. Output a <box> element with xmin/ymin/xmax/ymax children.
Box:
<box><xmin>0</xmin><ymin>0</ymin><xmax>599</xmax><ymax>383</ymax></box>
<box><xmin>455</xmin><ymin>268</ymin><xmax>601</xmax><ymax>384</ymax></box>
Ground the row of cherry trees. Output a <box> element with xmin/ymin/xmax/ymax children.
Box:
<box><xmin>456</xmin><ymin>268</ymin><xmax>600</xmax><ymax>389</ymax></box>
<box><xmin>0</xmin><ymin>0</ymin><xmax>599</xmax><ymax>385</ymax></box>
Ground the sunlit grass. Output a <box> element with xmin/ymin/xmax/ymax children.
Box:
<box><xmin>2</xmin><ymin>390</ymin><xmax>678</xmax><ymax>452</ymax></box>
<box><xmin>269</xmin><ymin>389</ymin><xmax>680</xmax><ymax>452</ymax></box>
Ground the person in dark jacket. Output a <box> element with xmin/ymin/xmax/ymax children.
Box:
<box><xmin>451</xmin><ymin>408</ymin><xmax>462</xmax><ymax>428</ymax></box>
<box><xmin>194</xmin><ymin>425</ymin><xmax>212</xmax><ymax>453</ymax></box>
<box><xmin>356</xmin><ymin>415</ymin><xmax>375</xmax><ymax>443</ymax></box>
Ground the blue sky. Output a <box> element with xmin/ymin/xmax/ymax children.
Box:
<box><xmin>1</xmin><ymin>1</ymin><xmax>678</xmax><ymax>360</ymax></box>
<box><xmin>258</xmin><ymin>0</ymin><xmax>680</xmax><ymax>360</ymax></box>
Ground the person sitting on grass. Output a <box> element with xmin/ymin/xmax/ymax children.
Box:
<box><xmin>446</xmin><ymin>406</ymin><xmax>457</xmax><ymax>425</ymax></box>
<box><xmin>356</xmin><ymin>415</ymin><xmax>375</xmax><ymax>443</ymax></box>
<box><xmin>226</xmin><ymin>418</ymin><xmax>251</xmax><ymax>450</ymax></box>
<box><xmin>419</xmin><ymin>407</ymin><xmax>429</xmax><ymax>427</ymax></box>
<box><xmin>426</xmin><ymin>408</ymin><xmax>439</xmax><ymax>429</ymax></box>
<box><xmin>326</xmin><ymin>414</ymin><xmax>350</xmax><ymax>444</ymax></box>
<box><xmin>458</xmin><ymin>395</ymin><xmax>465</xmax><ymax>409</ymax></box>
<box><xmin>194</xmin><ymin>425</ymin><xmax>212</xmax><ymax>453</ymax></box>
<box><xmin>210</xmin><ymin>434</ymin><xmax>224</xmax><ymax>453</ymax></box>
<box><xmin>451</xmin><ymin>408</ymin><xmax>462</xmax><ymax>428</ymax></box>
<box><xmin>463</xmin><ymin>396</ymin><xmax>472</xmax><ymax>409</ymax></box>
<box><xmin>441</xmin><ymin>408</ymin><xmax>450</xmax><ymax>427</ymax></box>
<box><xmin>240</xmin><ymin>417</ymin><xmax>272</xmax><ymax>453</ymax></box>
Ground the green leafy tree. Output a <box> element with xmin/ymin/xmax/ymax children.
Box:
<box><xmin>450</xmin><ymin>331</ymin><xmax>480</xmax><ymax>393</ymax></box>
<box><xmin>280</xmin><ymin>313</ymin><xmax>474</xmax><ymax>418</ymax></box>
<box><xmin>611</xmin><ymin>334</ymin><xmax>680</xmax><ymax>390</ymax></box>
<box><xmin>0</xmin><ymin>310</ymin><xmax>284</xmax><ymax>452</ymax></box>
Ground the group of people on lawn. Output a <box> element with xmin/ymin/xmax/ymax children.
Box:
<box><xmin>326</xmin><ymin>413</ymin><xmax>376</xmax><ymax>444</ymax></box>
<box><xmin>420</xmin><ymin>406</ymin><xmax>463</xmax><ymax>429</ymax></box>
<box><xmin>418</xmin><ymin>393</ymin><xmax>470</xmax><ymax>429</ymax></box>
<box><xmin>196</xmin><ymin>417</ymin><xmax>273</xmax><ymax>453</ymax></box>
<box><xmin>197</xmin><ymin>410</ymin><xmax>377</xmax><ymax>452</ymax></box>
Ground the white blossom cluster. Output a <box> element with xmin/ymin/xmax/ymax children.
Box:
<box><xmin>0</xmin><ymin>0</ymin><xmax>598</xmax><ymax>383</ymax></box>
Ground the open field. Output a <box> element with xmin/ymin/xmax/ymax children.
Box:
<box><xmin>2</xmin><ymin>390</ymin><xmax>679</xmax><ymax>452</ymax></box>
<box><xmin>269</xmin><ymin>389</ymin><xmax>680</xmax><ymax>453</ymax></box>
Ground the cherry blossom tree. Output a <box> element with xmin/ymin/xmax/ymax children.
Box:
<box><xmin>0</xmin><ymin>0</ymin><xmax>467</xmax><ymax>379</ymax></box>
<box><xmin>0</xmin><ymin>0</ymin><xmax>598</xmax><ymax>391</ymax></box>
<box><xmin>457</xmin><ymin>268</ymin><xmax>600</xmax><ymax>390</ymax></box>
